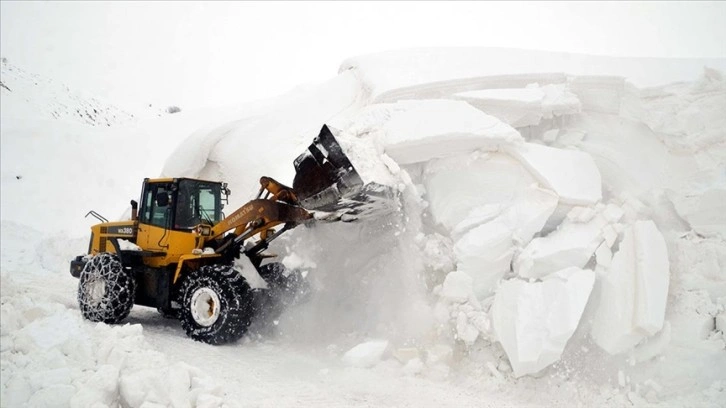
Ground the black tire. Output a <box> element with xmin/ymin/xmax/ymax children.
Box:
<box><xmin>179</xmin><ymin>264</ymin><xmax>254</xmax><ymax>345</ymax></box>
<box><xmin>78</xmin><ymin>253</ymin><xmax>135</xmax><ymax>324</ymax></box>
<box><xmin>251</xmin><ymin>262</ymin><xmax>311</xmax><ymax>333</ymax></box>
<box><xmin>259</xmin><ymin>262</ymin><xmax>311</xmax><ymax>307</ymax></box>
<box><xmin>157</xmin><ymin>307</ymin><xmax>180</xmax><ymax>319</ymax></box>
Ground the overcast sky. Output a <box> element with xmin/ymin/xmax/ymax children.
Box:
<box><xmin>1</xmin><ymin>1</ymin><xmax>725</xmax><ymax>110</ymax></box>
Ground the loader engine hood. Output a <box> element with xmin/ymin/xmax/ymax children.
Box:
<box><xmin>292</xmin><ymin>125</ymin><xmax>397</xmax><ymax>222</ymax></box>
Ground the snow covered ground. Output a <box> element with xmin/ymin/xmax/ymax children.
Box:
<box><xmin>2</xmin><ymin>48</ymin><xmax>725</xmax><ymax>407</ymax></box>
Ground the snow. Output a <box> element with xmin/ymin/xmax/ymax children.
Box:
<box><xmin>0</xmin><ymin>275</ymin><xmax>224</xmax><ymax>408</ymax></box>
<box><xmin>491</xmin><ymin>267</ymin><xmax>595</xmax><ymax>377</ymax></box>
<box><xmin>670</xmin><ymin>188</ymin><xmax>726</xmax><ymax>239</ymax></box>
<box><xmin>439</xmin><ymin>271</ymin><xmax>475</xmax><ymax>303</ymax></box>
<box><xmin>424</xmin><ymin>153</ymin><xmax>537</xmax><ymax>231</ymax></box>
<box><xmin>118</xmin><ymin>239</ymin><xmax>142</xmax><ymax>251</ymax></box>
<box><xmin>2</xmin><ymin>47</ymin><xmax>726</xmax><ymax>407</ymax></box>
<box><xmin>453</xmin><ymin>220</ymin><xmax>513</xmax><ymax>298</ymax></box>
<box><xmin>454</xmin><ymin>84</ymin><xmax>581</xmax><ymax>128</ymax></box>
<box><xmin>339</xmin><ymin>99</ymin><xmax>523</xmax><ymax>165</ymax></box>
<box><xmin>591</xmin><ymin>221</ymin><xmax>670</xmax><ymax>354</ymax></box>
<box><xmin>342</xmin><ymin>340</ymin><xmax>390</xmax><ymax>368</ymax></box>
<box><xmin>514</xmin><ymin>204</ymin><xmax>620</xmax><ymax>279</ymax></box>
<box><xmin>506</xmin><ymin>142</ymin><xmax>602</xmax><ymax>206</ymax></box>
<box><xmin>341</xmin><ymin>48</ymin><xmax>726</xmax><ymax>103</ymax></box>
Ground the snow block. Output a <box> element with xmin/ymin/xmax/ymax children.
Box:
<box><xmin>514</xmin><ymin>209</ymin><xmax>610</xmax><ymax>279</ymax></box>
<box><xmin>439</xmin><ymin>271</ymin><xmax>475</xmax><ymax>303</ymax></box>
<box><xmin>491</xmin><ymin>268</ymin><xmax>595</xmax><ymax>377</ymax></box>
<box><xmin>502</xmin><ymin>186</ymin><xmax>559</xmax><ymax>245</ymax></box>
<box><xmin>591</xmin><ymin>221</ymin><xmax>670</xmax><ymax>355</ymax></box>
<box><xmin>342</xmin><ymin>340</ymin><xmax>389</xmax><ymax>368</ymax></box>
<box><xmin>454</xmin><ymin>220</ymin><xmax>514</xmax><ymax>298</ymax></box>
<box><xmin>454</xmin><ymin>88</ymin><xmax>546</xmax><ymax>127</ymax></box>
<box><xmin>506</xmin><ymin>142</ymin><xmax>602</xmax><ymax>206</ymax></box>
<box><xmin>424</xmin><ymin>153</ymin><xmax>537</xmax><ymax>231</ymax></box>
<box><xmin>670</xmin><ymin>188</ymin><xmax>726</xmax><ymax>239</ymax></box>
<box><xmin>362</xmin><ymin>99</ymin><xmax>523</xmax><ymax>165</ymax></box>
<box><xmin>454</xmin><ymin>84</ymin><xmax>580</xmax><ymax>128</ymax></box>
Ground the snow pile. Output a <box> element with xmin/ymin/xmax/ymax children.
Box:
<box><xmin>0</xmin><ymin>275</ymin><xmax>226</xmax><ymax>407</ymax></box>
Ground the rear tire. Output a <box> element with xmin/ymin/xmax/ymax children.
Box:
<box><xmin>78</xmin><ymin>253</ymin><xmax>135</xmax><ymax>324</ymax></box>
<box><xmin>179</xmin><ymin>264</ymin><xmax>253</xmax><ymax>345</ymax></box>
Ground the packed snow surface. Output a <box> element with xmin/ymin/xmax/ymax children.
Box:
<box><xmin>2</xmin><ymin>48</ymin><xmax>725</xmax><ymax>407</ymax></box>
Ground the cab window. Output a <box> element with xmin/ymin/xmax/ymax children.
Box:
<box><xmin>140</xmin><ymin>182</ymin><xmax>173</xmax><ymax>228</ymax></box>
<box><xmin>175</xmin><ymin>180</ymin><xmax>221</xmax><ymax>229</ymax></box>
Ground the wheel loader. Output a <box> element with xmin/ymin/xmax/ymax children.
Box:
<box><xmin>69</xmin><ymin>125</ymin><xmax>393</xmax><ymax>344</ymax></box>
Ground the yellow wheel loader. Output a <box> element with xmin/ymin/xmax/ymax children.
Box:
<box><xmin>69</xmin><ymin>125</ymin><xmax>393</xmax><ymax>344</ymax></box>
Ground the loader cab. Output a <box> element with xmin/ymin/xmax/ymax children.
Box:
<box><xmin>138</xmin><ymin>178</ymin><xmax>225</xmax><ymax>231</ymax></box>
<box><xmin>135</xmin><ymin>178</ymin><xmax>227</xmax><ymax>261</ymax></box>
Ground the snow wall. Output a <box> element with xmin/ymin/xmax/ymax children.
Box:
<box><xmin>162</xmin><ymin>48</ymin><xmax>726</xmax><ymax>398</ymax></box>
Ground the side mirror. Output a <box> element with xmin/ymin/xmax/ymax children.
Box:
<box><xmin>156</xmin><ymin>192</ymin><xmax>169</xmax><ymax>207</ymax></box>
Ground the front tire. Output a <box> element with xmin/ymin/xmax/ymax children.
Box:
<box><xmin>78</xmin><ymin>253</ymin><xmax>135</xmax><ymax>324</ymax></box>
<box><xmin>179</xmin><ymin>264</ymin><xmax>254</xmax><ymax>345</ymax></box>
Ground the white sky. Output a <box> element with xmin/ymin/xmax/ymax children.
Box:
<box><xmin>1</xmin><ymin>1</ymin><xmax>725</xmax><ymax>110</ymax></box>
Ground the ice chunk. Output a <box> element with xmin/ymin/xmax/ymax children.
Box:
<box><xmin>491</xmin><ymin>267</ymin><xmax>596</xmax><ymax>377</ymax></box>
<box><xmin>506</xmin><ymin>143</ymin><xmax>602</xmax><ymax>206</ymax></box>
<box><xmin>342</xmin><ymin>340</ymin><xmax>389</xmax><ymax>368</ymax></box>
<box><xmin>591</xmin><ymin>221</ymin><xmax>670</xmax><ymax>355</ymax></box>
<box><xmin>365</xmin><ymin>99</ymin><xmax>523</xmax><ymax>165</ymax></box>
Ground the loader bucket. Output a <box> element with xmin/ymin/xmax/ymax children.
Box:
<box><xmin>292</xmin><ymin>125</ymin><xmax>396</xmax><ymax>221</ymax></box>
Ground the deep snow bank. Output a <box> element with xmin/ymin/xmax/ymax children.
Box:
<box><xmin>0</xmin><ymin>222</ymin><xmax>228</xmax><ymax>407</ymax></box>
